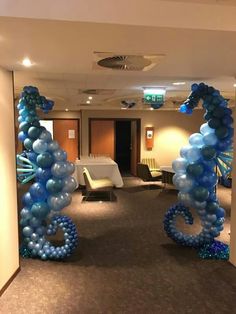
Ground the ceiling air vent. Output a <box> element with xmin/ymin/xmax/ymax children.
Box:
<box><xmin>78</xmin><ymin>89</ymin><xmax>115</xmax><ymax>95</ymax></box>
<box><xmin>93</xmin><ymin>52</ymin><xmax>165</xmax><ymax>71</ymax></box>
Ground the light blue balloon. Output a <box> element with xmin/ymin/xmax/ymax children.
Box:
<box><xmin>23</xmin><ymin>226</ymin><xmax>33</xmax><ymax>237</ymax></box>
<box><xmin>39</xmin><ymin>130</ymin><xmax>52</xmax><ymax>142</ymax></box>
<box><xmin>200</xmin><ymin>123</ymin><xmax>214</xmax><ymax>135</ymax></box>
<box><xmin>53</xmin><ymin>149</ymin><xmax>67</xmax><ymax>161</ymax></box>
<box><xmin>189</xmin><ymin>133</ymin><xmax>204</xmax><ymax>147</ymax></box>
<box><xmin>62</xmin><ymin>176</ymin><xmax>77</xmax><ymax>192</ymax></box>
<box><xmin>47</xmin><ymin>140</ymin><xmax>59</xmax><ymax>152</ymax></box>
<box><xmin>203</xmin><ymin>132</ymin><xmax>218</xmax><ymax>146</ymax></box>
<box><xmin>174</xmin><ymin>174</ymin><xmax>195</xmax><ymax>192</ymax></box>
<box><xmin>172</xmin><ymin>158</ymin><xmax>188</xmax><ymax>174</ymax></box>
<box><xmin>33</xmin><ymin>139</ymin><xmax>48</xmax><ymax>154</ymax></box>
<box><xmin>185</xmin><ymin>146</ymin><xmax>201</xmax><ymax>162</ymax></box>
<box><xmin>31</xmin><ymin>233</ymin><xmax>39</xmax><ymax>241</ymax></box>
<box><xmin>66</xmin><ymin>162</ymin><xmax>75</xmax><ymax>175</ymax></box>
<box><xmin>206</xmin><ymin>214</ymin><xmax>217</xmax><ymax>223</ymax></box>
<box><xmin>48</xmin><ymin>192</ymin><xmax>72</xmax><ymax>211</ymax></box>
<box><xmin>178</xmin><ymin>192</ymin><xmax>192</xmax><ymax>206</ymax></box>
<box><xmin>21</xmin><ymin>208</ymin><xmax>32</xmax><ymax>220</ymax></box>
<box><xmin>180</xmin><ymin>146</ymin><xmax>190</xmax><ymax>158</ymax></box>
<box><xmin>51</xmin><ymin>162</ymin><xmax>69</xmax><ymax>178</ymax></box>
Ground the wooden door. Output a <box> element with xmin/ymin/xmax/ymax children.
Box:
<box><xmin>53</xmin><ymin>119</ymin><xmax>79</xmax><ymax>162</ymax></box>
<box><xmin>130</xmin><ymin>120</ymin><xmax>138</xmax><ymax>175</ymax></box>
<box><xmin>90</xmin><ymin>120</ymin><xmax>115</xmax><ymax>159</ymax></box>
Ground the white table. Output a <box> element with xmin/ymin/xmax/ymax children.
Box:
<box><xmin>73</xmin><ymin>158</ymin><xmax>124</xmax><ymax>188</ymax></box>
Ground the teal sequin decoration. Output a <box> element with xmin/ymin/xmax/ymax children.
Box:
<box><xmin>198</xmin><ymin>240</ymin><xmax>229</xmax><ymax>260</ymax></box>
<box><xmin>20</xmin><ymin>245</ymin><xmax>33</xmax><ymax>258</ymax></box>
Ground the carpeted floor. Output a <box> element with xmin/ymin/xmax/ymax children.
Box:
<box><xmin>1</xmin><ymin>178</ymin><xmax>235</xmax><ymax>314</ymax></box>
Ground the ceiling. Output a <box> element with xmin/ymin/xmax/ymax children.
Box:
<box><xmin>0</xmin><ymin>6</ymin><xmax>236</xmax><ymax>111</ymax></box>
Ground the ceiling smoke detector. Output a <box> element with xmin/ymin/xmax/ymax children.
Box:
<box><xmin>93</xmin><ymin>52</ymin><xmax>165</xmax><ymax>71</ymax></box>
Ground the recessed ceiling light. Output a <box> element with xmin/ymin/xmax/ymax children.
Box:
<box><xmin>143</xmin><ymin>88</ymin><xmax>166</xmax><ymax>95</ymax></box>
<box><xmin>22</xmin><ymin>57</ymin><xmax>33</xmax><ymax>67</ymax></box>
<box><xmin>172</xmin><ymin>82</ymin><xmax>186</xmax><ymax>86</ymax></box>
<box><xmin>233</xmin><ymin>84</ymin><xmax>236</xmax><ymax>87</ymax></box>
<box><xmin>86</xmin><ymin>100</ymin><xmax>90</xmax><ymax>104</ymax></box>
<box><xmin>65</xmin><ymin>108</ymin><xmax>69</xmax><ymax>112</ymax></box>
<box><xmin>88</xmin><ymin>96</ymin><xmax>93</xmax><ymax>100</ymax></box>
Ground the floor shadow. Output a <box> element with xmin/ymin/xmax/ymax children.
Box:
<box><xmin>122</xmin><ymin>184</ymin><xmax>162</xmax><ymax>193</ymax></box>
<box><xmin>81</xmin><ymin>191</ymin><xmax>117</xmax><ymax>202</ymax></box>
<box><xmin>65</xmin><ymin>224</ymin><xmax>198</xmax><ymax>268</ymax></box>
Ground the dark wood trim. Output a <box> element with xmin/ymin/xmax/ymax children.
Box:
<box><xmin>0</xmin><ymin>266</ymin><xmax>21</xmax><ymax>297</ymax></box>
<box><xmin>88</xmin><ymin>118</ymin><xmax>141</xmax><ymax>167</ymax></box>
<box><xmin>40</xmin><ymin>118</ymin><xmax>80</xmax><ymax>158</ymax></box>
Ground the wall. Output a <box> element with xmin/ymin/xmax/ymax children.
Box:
<box><xmin>81</xmin><ymin>109</ymin><xmax>204</xmax><ymax>166</ymax></box>
<box><xmin>0</xmin><ymin>67</ymin><xmax>19</xmax><ymax>292</ymax></box>
<box><xmin>230</xmin><ymin>107</ymin><xmax>236</xmax><ymax>266</ymax></box>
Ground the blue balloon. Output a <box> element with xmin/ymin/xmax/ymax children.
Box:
<box><xmin>37</xmin><ymin>152</ymin><xmax>54</xmax><ymax>168</ymax></box>
<box><xmin>189</xmin><ymin>133</ymin><xmax>204</xmax><ymax>147</ymax></box>
<box><xmin>28</xmin><ymin>126</ymin><xmax>41</xmax><ymax>139</ymax></box>
<box><xmin>23</xmin><ymin>226</ymin><xmax>33</xmax><ymax>237</ymax></box>
<box><xmin>39</xmin><ymin>130</ymin><xmax>52</xmax><ymax>142</ymax></box>
<box><xmin>185</xmin><ymin>146</ymin><xmax>201</xmax><ymax>162</ymax></box>
<box><xmin>172</xmin><ymin>157</ymin><xmax>188</xmax><ymax>173</ymax></box>
<box><xmin>19</xmin><ymin>121</ymin><xmax>31</xmax><ymax>133</ymax></box>
<box><xmin>33</xmin><ymin>139</ymin><xmax>48</xmax><ymax>154</ymax></box>
<box><xmin>203</xmin><ymin>133</ymin><xmax>217</xmax><ymax>146</ymax></box>
<box><xmin>46</xmin><ymin>178</ymin><xmax>63</xmax><ymax>193</ymax></box>
<box><xmin>53</xmin><ymin>149</ymin><xmax>67</xmax><ymax>161</ymax></box>
<box><xmin>35</xmin><ymin>168</ymin><xmax>51</xmax><ymax>182</ymax></box>
<box><xmin>174</xmin><ymin>174</ymin><xmax>195</xmax><ymax>192</ymax></box>
<box><xmin>47</xmin><ymin>140</ymin><xmax>59</xmax><ymax>152</ymax></box>
<box><xmin>22</xmin><ymin>192</ymin><xmax>34</xmax><ymax>207</ymax></box>
<box><xmin>200</xmin><ymin>123</ymin><xmax>214</xmax><ymax>135</ymax></box>
<box><xmin>29</xmin><ymin>182</ymin><xmax>48</xmax><ymax>202</ymax></box>
<box><xmin>24</xmin><ymin>138</ymin><xmax>34</xmax><ymax>150</ymax></box>
<box><xmin>20</xmin><ymin>208</ymin><xmax>32</xmax><ymax>220</ymax></box>
<box><xmin>18</xmin><ymin>131</ymin><xmax>27</xmax><ymax>142</ymax></box>
<box><xmin>31</xmin><ymin>202</ymin><xmax>50</xmax><ymax>219</ymax></box>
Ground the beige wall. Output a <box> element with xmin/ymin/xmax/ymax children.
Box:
<box><xmin>41</xmin><ymin>108</ymin><xmax>204</xmax><ymax>165</ymax></box>
<box><xmin>0</xmin><ymin>67</ymin><xmax>19</xmax><ymax>291</ymax></box>
<box><xmin>230</xmin><ymin>108</ymin><xmax>236</xmax><ymax>266</ymax></box>
<box><xmin>81</xmin><ymin>109</ymin><xmax>204</xmax><ymax>166</ymax></box>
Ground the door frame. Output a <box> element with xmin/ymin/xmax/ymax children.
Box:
<box><xmin>89</xmin><ymin>118</ymin><xmax>141</xmax><ymax>169</ymax></box>
<box><xmin>41</xmin><ymin>118</ymin><xmax>80</xmax><ymax>158</ymax></box>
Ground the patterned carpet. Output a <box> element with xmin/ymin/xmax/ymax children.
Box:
<box><xmin>0</xmin><ymin>178</ymin><xmax>235</xmax><ymax>314</ymax></box>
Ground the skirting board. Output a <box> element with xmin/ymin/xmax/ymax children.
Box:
<box><xmin>0</xmin><ymin>266</ymin><xmax>21</xmax><ymax>297</ymax></box>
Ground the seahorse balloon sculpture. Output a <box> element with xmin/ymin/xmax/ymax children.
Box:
<box><xmin>164</xmin><ymin>83</ymin><xmax>233</xmax><ymax>258</ymax></box>
<box><xmin>17</xmin><ymin>86</ymin><xmax>78</xmax><ymax>260</ymax></box>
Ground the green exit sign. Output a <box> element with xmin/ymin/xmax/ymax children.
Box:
<box><xmin>144</xmin><ymin>94</ymin><xmax>164</xmax><ymax>104</ymax></box>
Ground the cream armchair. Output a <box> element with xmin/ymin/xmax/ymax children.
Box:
<box><xmin>83</xmin><ymin>167</ymin><xmax>114</xmax><ymax>201</ymax></box>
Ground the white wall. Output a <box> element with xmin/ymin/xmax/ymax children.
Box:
<box><xmin>0</xmin><ymin>67</ymin><xmax>19</xmax><ymax>292</ymax></box>
<box><xmin>81</xmin><ymin>109</ymin><xmax>204</xmax><ymax>166</ymax></box>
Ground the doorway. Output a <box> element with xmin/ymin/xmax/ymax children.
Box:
<box><xmin>89</xmin><ymin>118</ymin><xmax>140</xmax><ymax>176</ymax></box>
<box><xmin>115</xmin><ymin>121</ymin><xmax>131</xmax><ymax>175</ymax></box>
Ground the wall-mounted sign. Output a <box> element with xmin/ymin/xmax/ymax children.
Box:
<box><xmin>68</xmin><ymin>129</ymin><xmax>75</xmax><ymax>139</ymax></box>
<box><xmin>144</xmin><ymin>94</ymin><xmax>164</xmax><ymax>104</ymax></box>
<box><xmin>143</xmin><ymin>88</ymin><xmax>166</xmax><ymax>107</ymax></box>
<box><xmin>145</xmin><ymin>127</ymin><xmax>154</xmax><ymax>150</ymax></box>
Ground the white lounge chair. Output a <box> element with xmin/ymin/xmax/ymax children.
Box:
<box><xmin>83</xmin><ymin>167</ymin><xmax>114</xmax><ymax>201</ymax></box>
